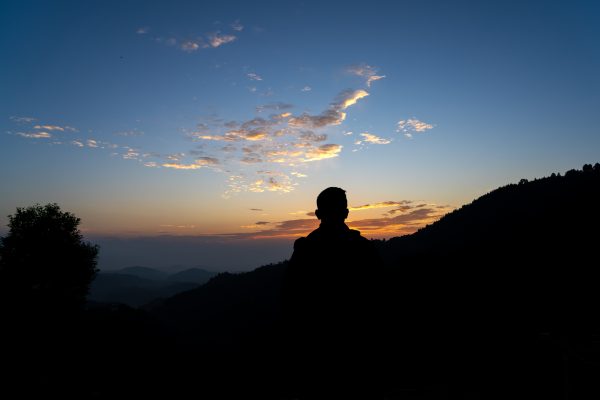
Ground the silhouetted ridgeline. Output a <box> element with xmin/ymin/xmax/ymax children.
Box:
<box><xmin>89</xmin><ymin>266</ymin><xmax>217</xmax><ymax>306</ymax></box>
<box><xmin>2</xmin><ymin>164</ymin><xmax>600</xmax><ymax>398</ymax></box>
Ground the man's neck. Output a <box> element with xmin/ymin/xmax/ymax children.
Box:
<box><xmin>319</xmin><ymin>220</ymin><xmax>348</xmax><ymax>231</ymax></box>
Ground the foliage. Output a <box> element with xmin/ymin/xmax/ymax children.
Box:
<box><xmin>0</xmin><ymin>203</ymin><xmax>98</xmax><ymax>313</ymax></box>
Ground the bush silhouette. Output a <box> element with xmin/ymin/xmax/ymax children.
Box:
<box><xmin>0</xmin><ymin>203</ymin><xmax>98</xmax><ymax>315</ymax></box>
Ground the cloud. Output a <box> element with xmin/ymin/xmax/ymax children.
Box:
<box><xmin>122</xmin><ymin>147</ymin><xmax>140</xmax><ymax>160</ymax></box>
<box><xmin>167</xmin><ymin>152</ymin><xmax>186</xmax><ymax>161</ymax></box>
<box><xmin>147</xmin><ymin>28</ymin><xmax>238</xmax><ymax>53</ymax></box>
<box><xmin>162</xmin><ymin>163</ymin><xmax>202</xmax><ymax>170</ymax></box>
<box><xmin>349</xmin><ymin>200</ymin><xmax>411</xmax><ymax>211</ymax></box>
<box><xmin>336</xmin><ymin>89</ymin><xmax>370</xmax><ymax>109</ymax></box>
<box><xmin>288</xmin><ymin>89</ymin><xmax>368</xmax><ymax>129</ymax></box>
<box><xmin>227</xmin><ymin>202</ymin><xmax>451</xmax><ymax>239</ymax></box>
<box><xmin>241</xmin><ymin>155</ymin><xmax>263</xmax><ymax>164</ymax></box>
<box><xmin>249</xmin><ymin>176</ymin><xmax>294</xmax><ymax>193</ymax></box>
<box><xmin>231</xmin><ymin>20</ymin><xmax>244</xmax><ymax>31</ymax></box>
<box><xmin>222</xmin><ymin>201</ymin><xmax>451</xmax><ymax>239</ymax></box>
<box><xmin>180</xmin><ymin>41</ymin><xmax>201</xmax><ymax>52</ymax></box>
<box><xmin>299</xmin><ymin>131</ymin><xmax>327</xmax><ymax>142</ymax></box>
<box><xmin>208</xmin><ymin>32</ymin><xmax>236</xmax><ymax>47</ymax></box>
<box><xmin>193</xmin><ymin>134</ymin><xmax>237</xmax><ymax>141</ymax></box>
<box><xmin>240</xmin><ymin>117</ymin><xmax>273</xmax><ymax>130</ymax></box>
<box><xmin>397</xmin><ymin>118</ymin><xmax>434</xmax><ymax>138</ymax></box>
<box><xmin>256</xmin><ymin>102</ymin><xmax>293</xmax><ymax>113</ymax></box>
<box><xmin>162</xmin><ymin>156</ymin><xmax>218</xmax><ymax>169</ymax></box>
<box><xmin>43</xmin><ymin>68</ymin><xmax>377</xmax><ymax>196</ymax></box>
<box><xmin>247</xmin><ymin>72</ymin><xmax>263</xmax><ymax>81</ymax></box>
<box><xmin>249</xmin><ymin>208</ymin><xmax>263</xmax><ymax>212</ymax></box>
<box><xmin>347</xmin><ymin>64</ymin><xmax>386</xmax><ymax>87</ymax></box>
<box><xmin>33</xmin><ymin>125</ymin><xmax>62</xmax><ymax>131</ymax></box>
<box><xmin>10</xmin><ymin>116</ymin><xmax>36</xmax><ymax>123</ymax></box>
<box><xmin>136</xmin><ymin>27</ymin><xmax>149</xmax><ymax>34</ymax></box>
<box><xmin>17</xmin><ymin>131</ymin><xmax>51</xmax><ymax>138</ymax></box>
<box><xmin>271</xmin><ymin>112</ymin><xmax>292</xmax><ymax>121</ymax></box>
<box><xmin>301</xmin><ymin>86</ymin><xmax>312</xmax><ymax>92</ymax></box>
<box><xmin>288</xmin><ymin>109</ymin><xmax>346</xmax><ymax>129</ymax></box>
<box><xmin>355</xmin><ymin>132</ymin><xmax>391</xmax><ymax>145</ymax></box>
<box><xmin>303</xmin><ymin>143</ymin><xmax>342</xmax><ymax>162</ymax></box>
<box><xmin>196</xmin><ymin>156</ymin><xmax>219</xmax><ymax>166</ymax></box>
<box><xmin>115</xmin><ymin>129</ymin><xmax>144</xmax><ymax>137</ymax></box>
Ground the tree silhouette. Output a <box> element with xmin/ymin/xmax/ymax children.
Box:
<box><xmin>0</xmin><ymin>203</ymin><xmax>98</xmax><ymax>316</ymax></box>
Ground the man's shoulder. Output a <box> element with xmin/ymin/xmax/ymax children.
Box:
<box><xmin>348</xmin><ymin>229</ymin><xmax>370</xmax><ymax>242</ymax></box>
<box><xmin>293</xmin><ymin>236</ymin><xmax>306</xmax><ymax>248</ymax></box>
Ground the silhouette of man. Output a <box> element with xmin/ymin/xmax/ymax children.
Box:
<box><xmin>282</xmin><ymin>187</ymin><xmax>384</xmax><ymax>398</ymax></box>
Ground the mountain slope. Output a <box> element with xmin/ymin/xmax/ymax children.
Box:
<box><xmin>146</xmin><ymin>164</ymin><xmax>600</xmax><ymax>397</ymax></box>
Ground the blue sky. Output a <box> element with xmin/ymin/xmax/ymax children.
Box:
<box><xmin>1</xmin><ymin>0</ymin><xmax>599</xmax><ymax>269</ymax></box>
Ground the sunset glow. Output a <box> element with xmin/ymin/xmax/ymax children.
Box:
<box><xmin>2</xmin><ymin>1</ymin><xmax>599</xmax><ymax>270</ymax></box>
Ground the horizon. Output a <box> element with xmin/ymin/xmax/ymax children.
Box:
<box><xmin>2</xmin><ymin>0</ymin><xmax>599</xmax><ymax>271</ymax></box>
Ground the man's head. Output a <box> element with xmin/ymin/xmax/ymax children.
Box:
<box><xmin>315</xmin><ymin>187</ymin><xmax>349</xmax><ymax>223</ymax></box>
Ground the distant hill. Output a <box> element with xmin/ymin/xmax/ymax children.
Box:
<box><xmin>167</xmin><ymin>267</ymin><xmax>217</xmax><ymax>284</ymax></box>
<box><xmin>89</xmin><ymin>266</ymin><xmax>217</xmax><ymax>306</ymax></box>
<box><xmin>114</xmin><ymin>266</ymin><xmax>169</xmax><ymax>280</ymax></box>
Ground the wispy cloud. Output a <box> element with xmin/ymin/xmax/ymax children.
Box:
<box><xmin>247</xmin><ymin>72</ymin><xmax>263</xmax><ymax>81</ymax></box>
<box><xmin>256</xmin><ymin>102</ymin><xmax>293</xmax><ymax>113</ymax></box>
<box><xmin>144</xmin><ymin>27</ymin><xmax>237</xmax><ymax>52</ymax></box>
<box><xmin>122</xmin><ymin>147</ymin><xmax>140</xmax><ymax>160</ymax></box>
<box><xmin>10</xmin><ymin>116</ymin><xmax>36</xmax><ymax>124</ymax></box>
<box><xmin>231</xmin><ymin>20</ymin><xmax>244</xmax><ymax>31</ymax></box>
<box><xmin>162</xmin><ymin>163</ymin><xmax>202</xmax><ymax>170</ymax></box>
<box><xmin>299</xmin><ymin>131</ymin><xmax>327</xmax><ymax>142</ymax></box>
<box><xmin>180</xmin><ymin>41</ymin><xmax>202</xmax><ymax>52</ymax></box>
<box><xmin>208</xmin><ymin>32</ymin><xmax>236</xmax><ymax>47</ymax></box>
<box><xmin>33</xmin><ymin>125</ymin><xmax>77</xmax><ymax>132</ymax></box>
<box><xmin>11</xmin><ymin>65</ymin><xmax>385</xmax><ymax>196</ymax></box>
<box><xmin>303</xmin><ymin>143</ymin><xmax>343</xmax><ymax>162</ymax></box>
<box><xmin>349</xmin><ymin>200</ymin><xmax>410</xmax><ymax>211</ymax></box>
<box><xmin>197</xmin><ymin>156</ymin><xmax>219</xmax><ymax>165</ymax></box>
<box><xmin>347</xmin><ymin>64</ymin><xmax>386</xmax><ymax>87</ymax></box>
<box><xmin>17</xmin><ymin>131</ymin><xmax>51</xmax><ymax>138</ymax></box>
<box><xmin>136</xmin><ymin>27</ymin><xmax>149</xmax><ymax>34</ymax></box>
<box><xmin>114</xmin><ymin>129</ymin><xmax>144</xmax><ymax>137</ymax></box>
<box><xmin>301</xmin><ymin>86</ymin><xmax>312</xmax><ymax>92</ymax></box>
<box><xmin>355</xmin><ymin>132</ymin><xmax>391</xmax><ymax>145</ymax></box>
<box><xmin>336</xmin><ymin>89</ymin><xmax>370</xmax><ymax>109</ymax></box>
<box><xmin>222</xmin><ymin>201</ymin><xmax>452</xmax><ymax>239</ymax></box>
<box><xmin>162</xmin><ymin>157</ymin><xmax>219</xmax><ymax>170</ymax></box>
<box><xmin>288</xmin><ymin>89</ymin><xmax>368</xmax><ymax>129</ymax></box>
<box><xmin>397</xmin><ymin>118</ymin><xmax>434</xmax><ymax>138</ymax></box>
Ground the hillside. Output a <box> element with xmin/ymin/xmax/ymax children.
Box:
<box><xmin>89</xmin><ymin>266</ymin><xmax>217</xmax><ymax>306</ymax></box>
<box><xmin>145</xmin><ymin>163</ymin><xmax>600</xmax><ymax>398</ymax></box>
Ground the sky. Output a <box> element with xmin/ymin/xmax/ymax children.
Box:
<box><xmin>1</xmin><ymin>0</ymin><xmax>599</xmax><ymax>270</ymax></box>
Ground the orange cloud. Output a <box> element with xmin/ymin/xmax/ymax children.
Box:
<box><xmin>349</xmin><ymin>201</ymin><xmax>410</xmax><ymax>211</ymax></box>
<box><xmin>223</xmin><ymin>203</ymin><xmax>452</xmax><ymax>239</ymax></box>
<box><xmin>355</xmin><ymin>132</ymin><xmax>391</xmax><ymax>145</ymax></box>
<box><xmin>303</xmin><ymin>144</ymin><xmax>342</xmax><ymax>162</ymax></box>
<box><xmin>17</xmin><ymin>131</ymin><xmax>51</xmax><ymax>138</ymax></box>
